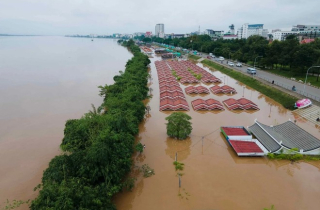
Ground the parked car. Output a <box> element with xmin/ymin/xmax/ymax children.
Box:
<box><xmin>219</xmin><ymin>56</ymin><xmax>224</xmax><ymax>61</ymax></box>
<box><xmin>236</xmin><ymin>62</ymin><xmax>242</xmax><ymax>67</ymax></box>
<box><xmin>228</xmin><ymin>62</ymin><xmax>234</xmax><ymax>67</ymax></box>
<box><xmin>247</xmin><ymin>67</ymin><xmax>257</xmax><ymax>75</ymax></box>
<box><xmin>207</xmin><ymin>56</ymin><xmax>212</xmax><ymax>59</ymax></box>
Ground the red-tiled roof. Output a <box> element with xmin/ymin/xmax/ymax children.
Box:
<box><xmin>229</xmin><ymin>140</ymin><xmax>263</xmax><ymax>153</ymax></box>
<box><xmin>300</xmin><ymin>39</ymin><xmax>315</xmax><ymax>44</ymax></box>
<box><xmin>222</xmin><ymin>127</ymin><xmax>249</xmax><ymax>136</ymax></box>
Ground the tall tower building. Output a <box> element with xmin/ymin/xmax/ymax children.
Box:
<box><xmin>155</xmin><ymin>24</ymin><xmax>165</xmax><ymax>38</ymax></box>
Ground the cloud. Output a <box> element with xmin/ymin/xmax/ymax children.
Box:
<box><xmin>0</xmin><ymin>0</ymin><xmax>319</xmax><ymax>35</ymax></box>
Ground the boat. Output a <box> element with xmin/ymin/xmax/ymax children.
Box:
<box><xmin>295</xmin><ymin>98</ymin><xmax>312</xmax><ymax>109</ymax></box>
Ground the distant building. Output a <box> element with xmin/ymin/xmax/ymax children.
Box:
<box><xmin>272</xmin><ymin>31</ymin><xmax>298</xmax><ymax>41</ymax></box>
<box><xmin>237</xmin><ymin>23</ymin><xmax>268</xmax><ymax>39</ymax></box>
<box><xmin>134</xmin><ymin>32</ymin><xmax>145</xmax><ymax>37</ymax></box>
<box><xmin>145</xmin><ymin>31</ymin><xmax>152</xmax><ymax>37</ymax></box>
<box><xmin>155</xmin><ymin>24</ymin><xmax>165</xmax><ymax>38</ymax></box>
<box><xmin>223</xmin><ymin>35</ymin><xmax>238</xmax><ymax>40</ymax></box>
<box><xmin>204</xmin><ymin>29</ymin><xmax>224</xmax><ymax>39</ymax></box>
<box><xmin>229</xmin><ymin>24</ymin><xmax>235</xmax><ymax>35</ymax></box>
<box><xmin>292</xmin><ymin>24</ymin><xmax>320</xmax><ymax>33</ymax></box>
<box><xmin>170</xmin><ymin>33</ymin><xmax>185</xmax><ymax>39</ymax></box>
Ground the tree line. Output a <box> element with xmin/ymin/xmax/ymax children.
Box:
<box><xmin>138</xmin><ymin>35</ymin><xmax>320</xmax><ymax>77</ymax></box>
<box><xmin>31</xmin><ymin>40</ymin><xmax>150</xmax><ymax>209</ymax></box>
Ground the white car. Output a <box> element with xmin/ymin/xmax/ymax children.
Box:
<box><xmin>228</xmin><ymin>62</ymin><xmax>234</xmax><ymax>67</ymax></box>
<box><xmin>219</xmin><ymin>56</ymin><xmax>224</xmax><ymax>61</ymax></box>
<box><xmin>236</xmin><ymin>63</ymin><xmax>242</xmax><ymax>67</ymax></box>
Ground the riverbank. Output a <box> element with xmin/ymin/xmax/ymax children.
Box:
<box><xmin>30</xmin><ymin>40</ymin><xmax>150</xmax><ymax>209</ymax></box>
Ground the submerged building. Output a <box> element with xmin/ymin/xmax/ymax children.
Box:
<box><xmin>249</xmin><ymin>120</ymin><xmax>320</xmax><ymax>155</ymax></box>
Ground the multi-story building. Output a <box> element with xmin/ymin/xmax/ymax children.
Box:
<box><xmin>155</xmin><ymin>24</ymin><xmax>165</xmax><ymax>38</ymax></box>
<box><xmin>272</xmin><ymin>31</ymin><xmax>298</xmax><ymax>41</ymax></box>
<box><xmin>292</xmin><ymin>25</ymin><xmax>320</xmax><ymax>40</ymax></box>
<box><xmin>204</xmin><ymin>29</ymin><xmax>224</xmax><ymax>39</ymax></box>
<box><xmin>145</xmin><ymin>31</ymin><xmax>152</xmax><ymax>38</ymax></box>
<box><xmin>292</xmin><ymin>25</ymin><xmax>320</xmax><ymax>32</ymax></box>
<box><xmin>237</xmin><ymin>23</ymin><xmax>268</xmax><ymax>39</ymax></box>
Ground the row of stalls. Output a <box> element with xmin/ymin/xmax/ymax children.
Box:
<box><xmin>222</xmin><ymin>120</ymin><xmax>320</xmax><ymax>157</ymax></box>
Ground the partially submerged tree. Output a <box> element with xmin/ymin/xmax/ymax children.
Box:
<box><xmin>165</xmin><ymin>112</ymin><xmax>192</xmax><ymax>140</ymax></box>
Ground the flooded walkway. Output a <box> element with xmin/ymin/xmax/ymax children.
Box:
<box><xmin>114</xmin><ymin>55</ymin><xmax>320</xmax><ymax>210</ymax></box>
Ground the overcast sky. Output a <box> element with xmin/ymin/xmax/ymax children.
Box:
<box><xmin>0</xmin><ymin>0</ymin><xmax>319</xmax><ymax>35</ymax></box>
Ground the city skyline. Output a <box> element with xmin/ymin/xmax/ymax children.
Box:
<box><xmin>0</xmin><ymin>0</ymin><xmax>319</xmax><ymax>35</ymax></box>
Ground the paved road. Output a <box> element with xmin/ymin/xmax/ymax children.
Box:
<box><xmin>194</xmin><ymin>53</ymin><xmax>320</xmax><ymax>102</ymax></box>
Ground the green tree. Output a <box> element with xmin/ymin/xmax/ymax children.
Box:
<box><xmin>135</xmin><ymin>142</ymin><xmax>144</xmax><ymax>153</ymax></box>
<box><xmin>165</xmin><ymin>112</ymin><xmax>192</xmax><ymax>140</ymax></box>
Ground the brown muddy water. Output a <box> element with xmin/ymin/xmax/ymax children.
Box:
<box><xmin>114</xmin><ymin>55</ymin><xmax>320</xmax><ymax>210</ymax></box>
<box><xmin>0</xmin><ymin>36</ymin><xmax>132</xmax><ymax>209</ymax></box>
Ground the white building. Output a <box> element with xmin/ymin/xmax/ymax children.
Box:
<box><xmin>272</xmin><ymin>31</ymin><xmax>298</xmax><ymax>41</ymax></box>
<box><xmin>292</xmin><ymin>24</ymin><xmax>320</xmax><ymax>33</ymax></box>
<box><xmin>237</xmin><ymin>23</ymin><xmax>268</xmax><ymax>39</ymax></box>
<box><xmin>155</xmin><ymin>23</ymin><xmax>165</xmax><ymax>38</ymax></box>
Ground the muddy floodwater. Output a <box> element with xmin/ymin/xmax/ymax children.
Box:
<box><xmin>0</xmin><ymin>36</ymin><xmax>132</xmax><ymax>208</ymax></box>
<box><xmin>114</xmin><ymin>55</ymin><xmax>320</xmax><ymax>210</ymax></box>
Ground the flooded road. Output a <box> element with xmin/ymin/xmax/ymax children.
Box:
<box><xmin>0</xmin><ymin>36</ymin><xmax>132</xmax><ymax>208</ymax></box>
<box><xmin>114</xmin><ymin>55</ymin><xmax>320</xmax><ymax>210</ymax></box>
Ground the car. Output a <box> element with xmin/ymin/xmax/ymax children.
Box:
<box><xmin>228</xmin><ymin>62</ymin><xmax>234</xmax><ymax>66</ymax></box>
<box><xmin>236</xmin><ymin>62</ymin><xmax>242</xmax><ymax>67</ymax></box>
<box><xmin>247</xmin><ymin>67</ymin><xmax>257</xmax><ymax>75</ymax></box>
<box><xmin>219</xmin><ymin>56</ymin><xmax>224</xmax><ymax>61</ymax></box>
<box><xmin>207</xmin><ymin>56</ymin><xmax>212</xmax><ymax>59</ymax></box>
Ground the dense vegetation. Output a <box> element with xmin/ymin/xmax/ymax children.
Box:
<box><xmin>138</xmin><ymin>35</ymin><xmax>320</xmax><ymax>80</ymax></box>
<box><xmin>31</xmin><ymin>40</ymin><xmax>150</xmax><ymax>209</ymax></box>
<box><xmin>166</xmin><ymin>112</ymin><xmax>192</xmax><ymax>140</ymax></box>
<box><xmin>202</xmin><ymin>59</ymin><xmax>298</xmax><ymax>110</ymax></box>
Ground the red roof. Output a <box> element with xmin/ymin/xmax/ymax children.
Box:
<box><xmin>229</xmin><ymin>140</ymin><xmax>263</xmax><ymax>153</ymax></box>
<box><xmin>222</xmin><ymin>127</ymin><xmax>249</xmax><ymax>136</ymax></box>
<box><xmin>300</xmin><ymin>39</ymin><xmax>315</xmax><ymax>44</ymax></box>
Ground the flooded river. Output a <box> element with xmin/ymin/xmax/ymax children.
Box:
<box><xmin>1</xmin><ymin>39</ymin><xmax>320</xmax><ymax>209</ymax></box>
<box><xmin>114</xmin><ymin>55</ymin><xmax>320</xmax><ymax>210</ymax></box>
<box><xmin>0</xmin><ymin>36</ymin><xmax>132</xmax><ymax>208</ymax></box>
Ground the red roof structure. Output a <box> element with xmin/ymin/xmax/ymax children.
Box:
<box><xmin>155</xmin><ymin>60</ymin><xmax>189</xmax><ymax>111</ymax></box>
<box><xmin>229</xmin><ymin>140</ymin><xmax>264</xmax><ymax>156</ymax></box>
<box><xmin>180</xmin><ymin>60</ymin><xmax>222</xmax><ymax>83</ymax></box>
<box><xmin>191</xmin><ymin>99</ymin><xmax>224</xmax><ymax>110</ymax></box>
<box><xmin>223</xmin><ymin>98</ymin><xmax>259</xmax><ymax>110</ymax></box>
<box><xmin>185</xmin><ymin>86</ymin><xmax>209</xmax><ymax>94</ymax></box>
<box><xmin>210</xmin><ymin>85</ymin><xmax>237</xmax><ymax>94</ymax></box>
<box><xmin>221</xmin><ymin>127</ymin><xmax>250</xmax><ymax>136</ymax></box>
<box><xmin>160</xmin><ymin>98</ymin><xmax>189</xmax><ymax>111</ymax></box>
<box><xmin>300</xmin><ymin>39</ymin><xmax>315</xmax><ymax>44</ymax></box>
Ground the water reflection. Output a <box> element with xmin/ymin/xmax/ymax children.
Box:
<box><xmin>165</xmin><ymin>136</ymin><xmax>192</xmax><ymax>161</ymax></box>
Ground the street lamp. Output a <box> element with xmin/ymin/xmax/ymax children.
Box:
<box><xmin>254</xmin><ymin>56</ymin><xmax>263</xmax><ymax>69</ymax></box>
<box><xmin>303</xmin><ymin>66</ymin><xmax>320</xmax><ymax>95</ymax></box>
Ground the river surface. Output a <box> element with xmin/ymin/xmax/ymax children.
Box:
<box><xmin>0</xmin><ymin>36</ymin><xmax>132</xmax><ymax>208</ymax></box>
<box><xmin>114</xmin><ymin>55</ymin><xmax>320</xmax><ymax>210</ymax></box>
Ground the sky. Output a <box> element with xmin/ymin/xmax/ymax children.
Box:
<box><xmin>0</xmin><ymin>0</ymin><xmax>319</xmax><ymax>35</ymax></box>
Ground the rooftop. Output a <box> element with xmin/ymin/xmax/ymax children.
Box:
<box><xmin>229</xmin><ymin>140</ymin><xmax>264</xmax><ymax>154</ymax></box>
<box><xmin>249</xmin><ymin>121</ymin><xmax>320</xmax><ymax>152</ymax></box>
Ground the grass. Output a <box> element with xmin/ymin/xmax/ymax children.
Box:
<box><xmin>201</xmin><ymin>60</ymin><xmax>298</xmax><ymax>110</ymax></box>
<box><xmin>261</xmin><ymin>69</ymin><xmax>320</xmax><ymax>88</ymax></box>
<box><xmin>188</xmin><ymin>54</ymin><xmax>201</xmax><ymax>61</ymax></box>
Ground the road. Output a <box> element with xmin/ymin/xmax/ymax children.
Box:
<box><xmin>194</xmin><ymin>53</ymin><xmax>320</xmax><ymax>102</ymax></box>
